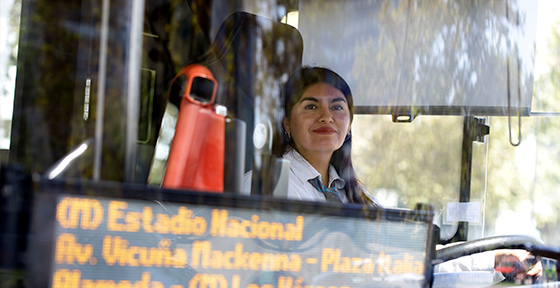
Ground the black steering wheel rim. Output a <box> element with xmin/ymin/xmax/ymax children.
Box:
<box><xmin>435</xmin><ymin>234</ymin><xmax>544</xmax><ymax>262</ymax></box>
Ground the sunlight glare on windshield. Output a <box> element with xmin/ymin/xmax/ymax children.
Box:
<box><xmin>534</xmin><ymin>0</ymin><xmax>560</xmax><ymax>81</ymax></box>
<box><xmin>0</xmin><ymin>0</ymin><xmax>20</xmax><ymax>150</ymax></box>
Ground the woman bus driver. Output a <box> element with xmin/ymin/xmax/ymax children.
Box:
<box><xmin>244</xmin><ymin>66</ymin><xmax>380</xmax><ymax>206</ymax></box>
<box><xmin>244</xmin><ymin>66</ymin><xmax>542</xmax><ymax>278</ymax></box>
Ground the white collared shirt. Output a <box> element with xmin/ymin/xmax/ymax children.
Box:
<box><xmin>243</xmin><ymin>149</ymin><xmax>380</xmax><ymax>205</ymax></box>
<box><xmin>281</xmin><ymin>149</ymin><xmax>349</xmax><ymax>203</ymax></box>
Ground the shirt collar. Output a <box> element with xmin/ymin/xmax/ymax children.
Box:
<box><xmin>283</xmin><ymin>149</ymin><xmax>345</xmax><ymax>189</ymax></box>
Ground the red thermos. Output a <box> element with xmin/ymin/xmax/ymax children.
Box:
<box><xmin>162</xmin><ymin>64</ymin><xmax>225</xmax><ymax>193</ymax></box>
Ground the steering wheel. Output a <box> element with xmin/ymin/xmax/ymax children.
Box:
<box><xmin>435</xmin><ymin>234</ymin><xmax>545</xmax><ymax>263</ymax></box>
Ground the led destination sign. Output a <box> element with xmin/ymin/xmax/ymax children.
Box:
<box><xmin>49</xmin><ymin>195</ymin><xmax>431</xmax><ymax>288</ymax></box>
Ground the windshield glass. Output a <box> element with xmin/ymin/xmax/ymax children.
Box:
<box><xmin>2</xmin><ymin>0</ymin><xmax>560</xmax><ymax>287</ymax></box>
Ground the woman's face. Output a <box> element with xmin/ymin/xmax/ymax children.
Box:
<box><xmin>285</xmin><ymin>83</ymin><xmax>351</xmax><ymax>158</ymax></box>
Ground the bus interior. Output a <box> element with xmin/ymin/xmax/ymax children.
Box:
<box><xmin>2</xmin><ymin>0</ymin><xmax>560</xmax><ymax>287</ymax></box>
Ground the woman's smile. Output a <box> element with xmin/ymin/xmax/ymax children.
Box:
<box><xmin>312</xmin><ymin>126</ymin><xmax>337</xmax><ymax>134</ymax></box>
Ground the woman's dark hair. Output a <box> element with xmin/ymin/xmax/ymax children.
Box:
<box><xmin>275</xmin><ymin>66</ymin><xmax>373</xmax><ymax>205</ymax></box>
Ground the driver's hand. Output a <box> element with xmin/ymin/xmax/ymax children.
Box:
<box><xmin>495</xmin><ymin>249</ymin><xmax>542</xmax><ymax>280</ymax></box>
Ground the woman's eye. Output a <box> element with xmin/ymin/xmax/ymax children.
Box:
<box><xmin>331</xmin><ymin>105</ymin><xmax>344</xmax><ymax>111</ymax></box>
<box><xmin>305</xmin><ymin>104</ymin><xmax>317</xmax><ymax>109</ymax></box>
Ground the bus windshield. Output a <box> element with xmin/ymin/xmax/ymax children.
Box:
<box><xmin>1</xmin><ymin>0</ymin><xmax>560</xmax><ymax>287</ymax></box>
